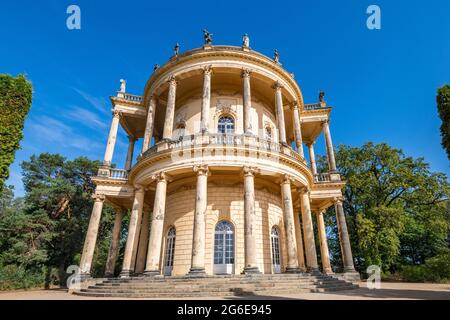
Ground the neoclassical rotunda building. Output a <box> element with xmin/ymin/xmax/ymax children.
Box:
<box><xmin>78</xmin><ymin>34</ymin><xmax>358</xmax><ymax>282</ymax></box>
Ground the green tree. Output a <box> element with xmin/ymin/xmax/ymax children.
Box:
<box><xmin>319</xmin><ymin>143</ymin><xmax>449</xmax><ymax>274</ymax></box>
<box><xmin>0</xmin><ymin>74</ymin><xmax>32</xmax><ymax>191</ymax></box>
<box><xmin>437</xmin><ymin>85</ymin><xmax>450</xmax><ymax>160</ymax></box>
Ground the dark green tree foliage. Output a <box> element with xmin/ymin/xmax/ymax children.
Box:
<box><xmin>318</xmin><ymin>143</ymin><xmax>449</xmax><ymax>275</ymax></box>
<box><xmin>0</xmin><ymin>154</ymin><xmax>120</xmax><ymax>289</ymax></box>
<box><xmin>0</xmin><ymin>74</ymin><xmax>32</xmax><ymax>191</ymax></box>
<box><xmin>437</xmin><ymin>85</ymin><xmax>450</xmax><ymax>160</ymax></box>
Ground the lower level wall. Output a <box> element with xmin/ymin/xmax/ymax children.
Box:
<box><xmin>154</xmin><ymin>183</ymin><xmax>288</xmax><ymax>276</ymax></box>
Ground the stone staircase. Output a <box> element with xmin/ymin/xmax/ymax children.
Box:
<box><xmin>74</xmin><ymin>273</ymin><xmax>358</xmax><ymax>298</ymax></box>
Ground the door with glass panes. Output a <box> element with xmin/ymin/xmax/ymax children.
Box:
<box><xmin>213</xmin><ymin>221</ymin><xmax>234</xmax><ymax>274</ymax></box>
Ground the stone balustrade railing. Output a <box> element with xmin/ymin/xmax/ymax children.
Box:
<box><xmin>314</xmin><ymin>173</ymin><xmax>331</xmax><ymax>182</ymax></box>
<box><xmin>116</xmin><ymin>92</ymin><xmax>144</xmax><ymax>103</ymax></box>
<box><xmin>139</xmin><ymin>133</ymin><xmax>305</xmax><ymax>164</ymax></box>
<box><xmin>304</xmin><ymin>102</ymin><xmax>328</xmax><ymax>110</ymax></box>
<box><xmin>110</xmin><ymin>168</ymin><xmax>128</xmax><ymax>180</ymax></box>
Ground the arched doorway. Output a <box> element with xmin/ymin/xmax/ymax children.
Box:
<box><xmin>163</xmin><ymin>227</ymin><xmax>176</xmax><ymax>276</ymax></box>
<box><xmin>213</xmin><ymin>221</ymin><xmax>235</xmax><ymax>274</ymax></box>
<box><xmin>271</xmin><ymin>226</ymin><xmax>282</xmax><ymax>274</ymax></box>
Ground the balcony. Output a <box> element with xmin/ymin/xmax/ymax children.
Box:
<box><xmin>314</xmin><ymin>172</ymin><xmax>342</xmax><ymax>183</ymax></box>
<box><xmin>139</xmin><ymin>133</ymin><xmax>306</xmax><ymax>164</ymax></box>
<box><xmin>303</xmin><ymin>102</ymin><xmax>329</xmax><ymax>111</ymax></box>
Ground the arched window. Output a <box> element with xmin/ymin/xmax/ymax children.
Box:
<box><xmin>271</xmin><ymin>226</ymin><xmax>281</xmax><ymax>273</ymax></box>
<box><xmin>163</xmin><ymin>227</ymin><xmax>176</xmax><ymax>276</ymax></box>
<box><xmin>217</xmin><ymin>116</ymin><xmax>235</xmax><ymax>134</ymax></box>
<box><xmin>175</xmin><ymin>122</ymin><xmax>185</xmax><ymax>140</ymax></box>
<box><xmin>213</xmin><ymin>221</ymin><xmax>235</xmax><ymax>274</ymax></box>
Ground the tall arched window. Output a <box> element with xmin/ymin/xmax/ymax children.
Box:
<box><xmin>271</xmin><ymin>226</ymin><xmax>281</xmax><ymax>273</ymax></box>
<box><xmin>264</xmin><ymin>126</ymin><xmax>272</xmax><ymax>140</ymax></box>
<box><xmin>163</xmin><ymin>227</ymin><xmax>176</xmax><ymax>276</ymax></box>
<box><xmin>213</xmin><ymin>221</ymin><xmax>235</xmax><ymax>274</ymax></box>
<box><xmin>217</xmin><ymin>116</ymin><xmax>235</xmax><ymax>134</ymax></box>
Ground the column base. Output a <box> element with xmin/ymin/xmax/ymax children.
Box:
<box><xmin>104</xmin><ymin>272</ymin><xmax>114</xmax><ymax>278</ymax></box>
<box><xmin>307</xmin><ymin>267</ymin><xmax>322</xmax><ymax>275</ymax></box>
<box><xmin>143</xmin><ymin>270</ymin><xmax>161</xmax><ymax>277</ymax></box>
<box><xmin>78</xmin><ymin>273</ymin><xmax>91</xmax><ymax>280</ymax></box>
<box><xmin>187</xmin><ymin>267</ymin><xmax>207</xmax><ymax>277</ymax></box>
<box><xmin>242</xmin><ymin>266</ymin><xmax>261</xmax><ymax>275</ymax></box>
<box><xmin>119</xmin><ymin>270</ymin><xmax>132</xmax><ymax>278</ymax></box>
<box><xmin>322</xmin><ymin>269</ymin><xmax>335</xmax><ymax>275</ymax></box>
<box><xmin>285</xmin><ymin>267</ymin><xmax>301</xmax><ymax>274</ymax></box>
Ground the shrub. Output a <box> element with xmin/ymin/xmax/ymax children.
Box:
<box><xmin>401</xmin><ymin>251</ymin><xmax>450</xmax><ymax>283</ymax></box>
<box><xmin>0</xmin><ymin>264</ymin><xmax>44</xmax><ymax>290</ymax></box>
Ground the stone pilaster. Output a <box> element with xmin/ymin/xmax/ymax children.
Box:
<box><xmin>200</xmin><ymin>66</ymin><xmax>212</xmax><ymax>133</ymax></box>
<box><xmin>242</xmin><ymin>69</ymin><xmax>252</xmax><ymax>134</ymax></box>
<box><xmin>334</xmin><ymin>199</ymin><xmax>357</xmax><ymax>273</ymax></box>
<box><xmin>124</xmin><ymin>136</ymin><xmax>136</xmax><ymax>171</ymax></box>
<box><xmin>188</xmin><ymin>165</ymin><xmax>209</xmax><ymax>276</ymax></box>
<box><xmin>280</xmin><ymin>175</ymin><xmax>300</xmax><ymax>273</ymax></box>
<box><xmin>291</xmin><ymin>101</ymin><xmax>304</xmax><ymax>157</ymax></box>
<box><xmin>307</xmin><ymin>142</ymin><xmax>318</xmax><ymax>176</ymax></box>
<box><xmin>79</xmin><ymin>194</ymin><xmax>105</xmax><ymax>277</ymax></box>
<box><xmin>322</xmin><ymin>120</ymin><xmax>337</xmax><ymax>172</ymax></box>
<box><xmin>120</xmin><ymin>186</ymin><xmax>145</xmax><ymax>278</ymax></box>
<box><xmin>134</xmin><ymin>207</ymin><xmax>151</xmax><ymax>274</ymax></box>
<box><xmin>299</xmin><ymin>188</ymin><xmax>319</xmax><ymax>272</ymax></box>
<box><xmin>104</xmin><ymin>208</ymin><xmax>124</xmax><ymax>277</ymax></box>
<box><xmin>293</xmin><ymin>208</ymin><xmax>306</xmax><ymax>272</ymax></box>
<box><xmin>243</xmin><ymin>166</ymin><xmax>260</xmax><ymax>274</ymax></box>
<box><xmin>103</xmin><ymin>110</ymin><xmax>121</xmax><ymax>166</ymax></box>
<box><xmin>162</xmin><ymin>76</ymin><xmax>177</xmax><ymax>140</ymax></box>
<box><xmin>316</xmin><ymin>210</ymin><xmax>333</xmax><ymax>274</ymax></box>
<box><xmin>273</xmin><ymin>81</ymin><xmax>287</xmax><ymax>145</ymax></box>
<box><xmin>142</xmin><ymin>95</ymin><xmax>156</xmax><ymax>153</ymax></box>
<box><xmin>144</xmin><ymin>172</ymin><xmax>170</xmax><ymax>276</ymax></box>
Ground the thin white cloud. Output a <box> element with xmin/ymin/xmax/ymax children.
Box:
<box><xmin>72</xmin><ymin>87</ymin><xmax>110</xmax><ymax>114</ymax></box>
<box><xmin>66</xmin><ymin>106</ymin><xmax>108</xmax><ymax>130</ymax></box>
<box><xmin>28</xmin><ymin>116</ymin><xmax>103</xmax><ymax>152</ymax></box>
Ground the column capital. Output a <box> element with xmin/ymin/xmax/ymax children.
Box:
<box><xmin>333</xmin><ymin>196</ymin><xmax>344</xmax><ymax>205</ymax></box>
<box><xmin>280</xmin><ymin>174</ymin><xmax>294</xmax><ymax>185</ymax></box>
<box><xmin>272</xmin><ymin>81</ymin><xmax>284</xmax><ymax>90</ymax></box>
<box><xmin>203</xmin><ymin>65</ymin><xmax>213</xmax><ymax>75</ymax></box>
<box><xmin>128</xmin><ymin>135</ymin><xmax>137</xmax><ymax>142</ymax></box>
<box><xmin>242</xmin><ymin>166</ymin><xmax>259</xmax><ymax>176</ymax></box>
<box><xmin>167</xmin><ymin>75</ymin><xmax>178</xmax><ymax>86</ymax></box>
<box><xmin>298</xmin><ymin>186</ymin><xmax>311</xmax><ymax>194</ymax></box>
<box><xmin>321</xmin><ymin>119</ymin><xmax>330</xmax><ymax>126</ymax></box>
<box><xmin>92</xmin><ymin>194</ymin><xmax>106</xmax><ymax>202</ymax></box>
<box><xmin>290</xmin><ymin>100</ymin><xmax>300</xmax><ymax>110</ymax></box>
<box><xmin>151</xmin><ymin>171</ymin><xmax>172</xmax><ymax>183</ymax></box>
<box><xmin>112</xmin><ymin>110</ymin><xmax>121</xmax><ymax>118</ymax></box>
<box><xmin>241</xmin><ymin>68</ymin><xmax>252</xmax><ymax>78</ymax></box>
<box><xmin>193</xmin><ymin>164</ymin><xmax>209</xmax><ymax>176</ymax></box>
<box><xmin>134</xmin><ymin>184</ymin><xmax>145</xmax><ymax>193</ymax></box>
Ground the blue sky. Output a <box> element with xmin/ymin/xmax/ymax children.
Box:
<box><xmin>1</xmin><ymin>0</ymin><xmax>449</xmax><ymax>197</ymax></box>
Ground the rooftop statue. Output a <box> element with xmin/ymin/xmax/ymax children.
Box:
<box><xmin>119</xmin><ymin>79</ymin><xmax>126</xmax><ymax>93</ymax></box>
<box><xmin>273</xmin><ymin>49</ymin><xmax>280</xmax><ymax>63</ymax></box>
<box><xmin>203</xmin><ymin>29</ymin><xmax>213</xmax><ymax>45</ymax></box>
<box><xmin>319</xmin><ymin>91</ymin><xmax>325</xmax><ymax>103</ymax></box>
<box><xmin>174</xmin><ymin>43</ymin><xmax>180</xmax><ymax>56</ymax></box>
<box><xmin>153</xmin><ymin>64</ymin><xmax>160</xmax><ymax>72</ymax></box>
<box><xmin>242</xmin><ymin>33</ymin><xmax>250</xmax><ymax>48</ymax></box>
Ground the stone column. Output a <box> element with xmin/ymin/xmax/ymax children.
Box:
<box><xmin>316</xmin><ymin>210</ymin><xmax>333</xmax><ymax>274</ymax></box>
<box><xmin>144</xmin><ymin>172</ymin><xmax>169</xmax><ymax>276</ymax></box>
<box><xmin>335</xmin><ymin>199</ymin><xmax>356</xmax><ymax>272</ymax></box>
<box><xmin>142</xmin><ymin>95</ymin><xmax>156</xmax><ymax>153</ymax></box>
<box><xmin>299</xmin><ymin>189</ymin><xmax>319</xmax><ymax>272</ymax></box>
<box><xmin>243</xmin><ymin>166</ymin><xmax>260</xmax><ymax>274</ymax></box>
<box><xmin>292</xmin><ymin>101</ymin><xmax>304</xmax><ymax>157</ymax></box>
<box><xmin>307</xmin><ymin>142</ymin><xmax>318</xmax><ymax>176</ymax></box>
<box><xmin>188</xmin><ymin>165</ymin><xmax>208</xmax><ymax>276</ymax></box>
<box><xmin>104</xmin><ymin>208</ymin><xmax>125</xmax><ymax>277</ymax></box>
<box><xmin>124</xmin><ymin>136</ymin><xmax>136</xmax><ymax>171</ymax></box>
<box><xmin>273</xmin><ymin>82</ymin><xmax>287</xmax><ymax>144</ymax></box>
<box><xmin>242</xmin><ymin>69</ymin><xmax>252</xmax><ymax>134</ymax></box>
<box><xmin>280</xmin><ymin>175</ymin><xmax>300</xmax><ymax>273</ymax></box>
<box><xmin>162</xmin><ymin>76</ymin><xmax>177</xmax><ymax>140</ymax></box>
<box><xmin>293</xmin><ymin>208</ymin><xmax>306</xmax><ymax>271</ymax></box>
<box><xmin>79</xmin><ymin>194</ymin><xmax>105</xmax><ymax>277</ymax></box>
<box><xmin>200</xmin><ymin>66</ymin><xmax>212</xmax><ymax>133</ymax></box>
<box><xmin>103</xmin><ymin>110</ymin><xmax>121</xmax><ymax>166</ymax></box>
<box><xmin>322</xmin><ymin>120</ymin><xmax>337</xmax><ymax>172</ymax></box>
<box><xmin>134</xmin><ymin>208</ymin><xmax>151</xmax><ymax>274</ymax></box>
<box><xmin>120</xmin><ymin>186</ymin><xmax>145</xmax><ymax>277</ymax></box>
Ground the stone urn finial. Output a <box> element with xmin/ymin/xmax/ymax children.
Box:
<box><xmin>119</xmin><ymin>79</ymin><xmax>126</xmax><ymax>93</ymax></box>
